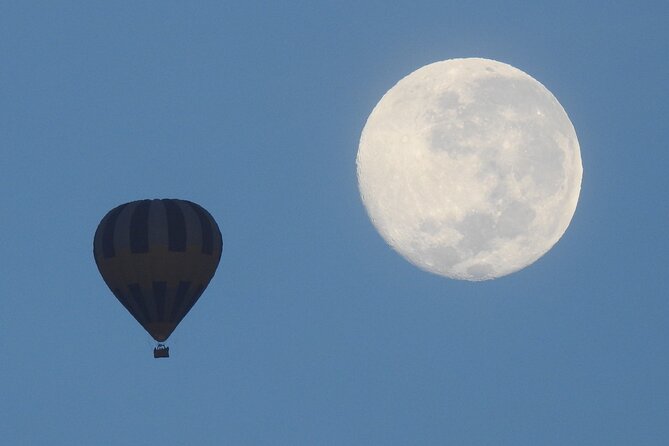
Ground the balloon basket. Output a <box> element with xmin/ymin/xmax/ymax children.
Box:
<box><xmin>153</xmin><ymin>344</ymin><xmax>169</xmax><ymax>358</ymax></box>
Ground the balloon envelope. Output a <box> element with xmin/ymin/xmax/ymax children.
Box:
<box><xmin>93</xmin><ymin>199</ymin><xmax>222</xmax><ymax>342</ymax></box>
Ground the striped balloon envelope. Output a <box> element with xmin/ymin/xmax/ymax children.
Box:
<box><xmin>94</xmin><ymin>199</ymin><xmax>223</xmax><ymax>346</ymax></box>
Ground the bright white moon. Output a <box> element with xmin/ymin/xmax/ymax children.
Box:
<box><xmin>357</xmin><ymin>58</ymin><xmax>582</xmax><ymax>280</ymax></box>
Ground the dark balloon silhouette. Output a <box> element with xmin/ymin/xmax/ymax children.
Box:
<box><xmin>94</xmin><ymin>199</ymin><xmax>222</xmax><ymax>357</ymax></box>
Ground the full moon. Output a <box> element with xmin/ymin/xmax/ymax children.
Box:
<box><xmin>357</xmin><ymin>58</ymin><xmax>582</xmax><ymax>281</ymax></box>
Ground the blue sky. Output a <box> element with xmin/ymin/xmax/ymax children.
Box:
<box><xmin>2</xmin><ymin>2</ymin><xmax>667</xmax><ymax>444</ymax></box>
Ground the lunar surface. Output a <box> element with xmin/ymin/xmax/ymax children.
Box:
<box><xmin>357</xmin><ymin>58</ymin><xmax>582</xmax><ymax>280</ymax></box>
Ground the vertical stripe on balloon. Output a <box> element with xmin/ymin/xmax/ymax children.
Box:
<box><xmin>169</xmin><ymin>281</ymin><xmax>192</xmax><ymax>323</ymax></box>
<box><xmin>101</xmin><ymin>204</ymin><xmax>128</xmax><ymax>259</ymax></box>
<box><xmin>188</xmin><ymin>201</ymin><xmax>215</xmax><ymax>255</ymax></box>
<box><xmin>128</xmin><ymin>283</ymin><xmax>151</xmax><ymax>324</ymax></box>
<box><xmin>173</xmin><ymin>282</ymin><xmax>206</xmax><ymax>323</ymax></box>
<box><xmin>112</xmin><ymin>287</ymin><xmax>138</xmax><ymax>323</ymax></box>
<box><xmin>129</xmin><ymin>200</ymin><xmax>151</xmax><ymax>253</ymax></box>
<box><xmin>163</xmin><ymin>199</ymin><xmax>187</xmax><ymax>252</ymax></box>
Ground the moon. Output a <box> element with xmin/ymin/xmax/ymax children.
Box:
<box><xmin>357</xmin><ymin>58</ymin><xmax>582</xmax><ymax>281</ymax></box>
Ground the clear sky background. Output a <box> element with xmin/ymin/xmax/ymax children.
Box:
<box><xmin>2</xmin><ymin>2</ymin><xmax>667</xmax><ymax>445</ymax></box>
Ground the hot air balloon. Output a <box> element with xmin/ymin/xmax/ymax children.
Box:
<box><xmin>93</xmin><ymin>199</ymin><xmax>222</xmax><ymax>358</ymax></box>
